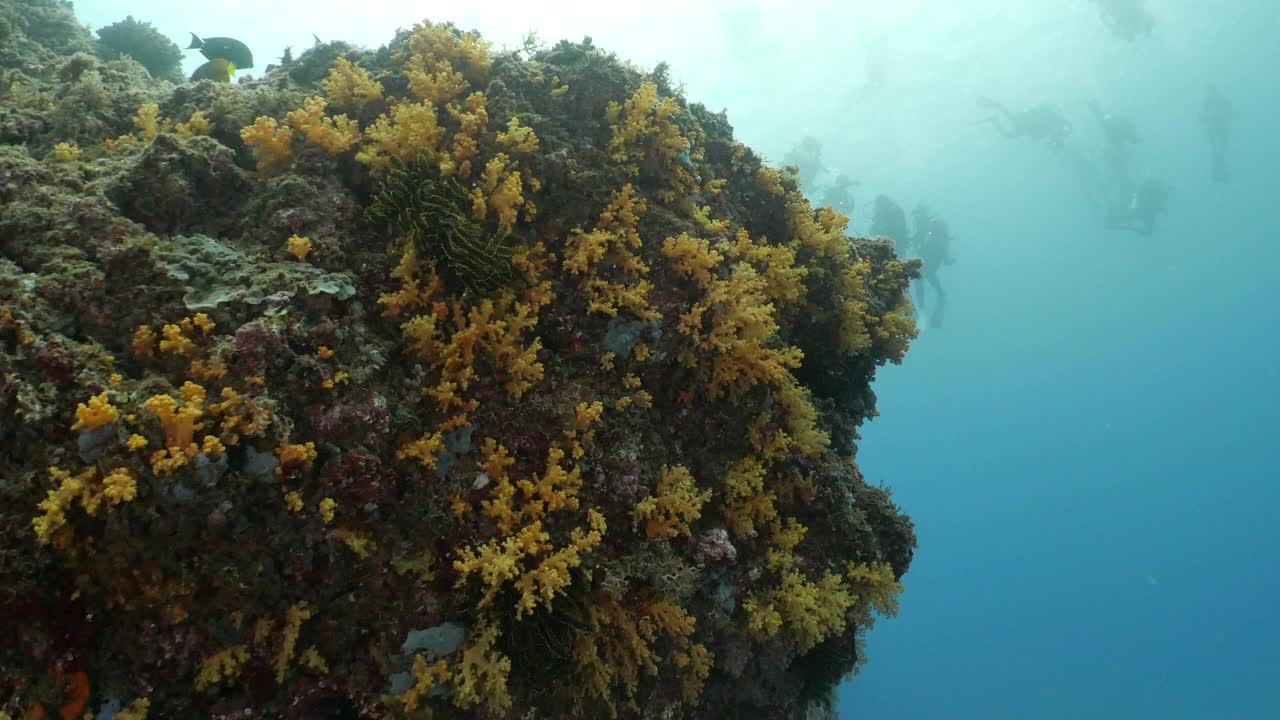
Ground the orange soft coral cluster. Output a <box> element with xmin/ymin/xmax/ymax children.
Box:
<box><xmin>562</xmin><ymin>184</ymin><xmax>660</xmax><ymax>320</ymax></box>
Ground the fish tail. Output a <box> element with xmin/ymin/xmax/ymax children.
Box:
<box><xmin>187</xmin><ymin>32</ymin><xmax>203</xmax><ymax>49</ymax></box>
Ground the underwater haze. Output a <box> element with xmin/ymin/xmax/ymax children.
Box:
<box><xmin>58</xmin><ymin>0</ymin><xmax>1280</xmax><ymax>717</ymax></box>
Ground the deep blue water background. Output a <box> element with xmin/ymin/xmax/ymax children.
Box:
<box><xmin>837</xmin><ymin>7</ymin><xmax>1280</xmax><ymax>715</ymax></box>
<box><xmin>72</xmin><ymin>1</ymin><xmax>1280</xmax><ymax>716</ymax></box>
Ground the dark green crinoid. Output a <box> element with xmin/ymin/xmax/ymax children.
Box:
<box><xmin>368</xmin><ymin>159</ymin><xmax>516</xmax><ymax>293</ymax></box>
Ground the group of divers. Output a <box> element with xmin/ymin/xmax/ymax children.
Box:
<box><xmin>181</xmin><ymin>2</ymin><xmax>1236</xmax><ymax>333</ymax></box>
<box><xmin>793</xmin><ymin>2</ymin><xmax>1236</xmax><ymax>330</ymax></box>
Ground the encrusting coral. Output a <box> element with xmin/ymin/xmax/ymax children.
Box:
<box><xmin>0</xmin><ymin>4</ymin><xmax>921</xmax><ymax>719</ymax></box>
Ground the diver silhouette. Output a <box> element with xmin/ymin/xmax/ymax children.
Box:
<box><xmin>1105</xmin><ymin>178</ymin><xmax>1169</xmax><ymax>236</ymax></box>
<box><xmin>821</xmin><ymin>174</ymin><xmax>859</xmax><ymax>218</ymax></box>
<box><xmin>1089</xmin><ymin>0</ymin><xmax>1155</xmax><ymax>41</ymax></box>
<box><xmin>869</xmin><ymin>194</ymin><xmax>911</xmax><ymax>253</ymax></box>
<box><xmin>1201</xmin><ymin>83</ymin><xmax>1234</xmax><ymax>183</ymax></box>
<box><xmin>1087</xmin><ymin>98</ymin><xmax>1139</xmax><ymax>182</ymax></box>
<box><xmin>976</xmin><ymin>96</ymin><xmax>1072</xmax><ymax>150</ymax></box>
<box><xmin>909</xmin><ymin>205</ymin><xmax>956</xmax><ymax>329</ymax></box>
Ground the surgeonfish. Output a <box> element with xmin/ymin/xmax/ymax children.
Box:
<box><xmin>186</xmin><ymin>33</ymin><xmax>254</xmax><ymax>70</ymax></box>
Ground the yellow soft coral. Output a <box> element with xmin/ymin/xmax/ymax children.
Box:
<box><xmin>562</xmin><ymin>184</ymin><xmax>660</xmax><ymax>320</ymax></box>
<box><xmin>846</xmin><ymin>561</ymin><xmax>904</xmax><ymax>622</ymax></box>
<box><xmin>662</xmin><ymin>232</ymin><xmax>724</xmax><ymax>287</ymax></box>
<box><xmin>399</xmin><ymin>21</ymin><xmax>491</xmax><ymax>105</ymax></box>
<box><xmin>633</xmin><ymin>465</ymin><xmax>710</xmax><ymax>539</ymax></box>
<box><xmin>144</xmin><ymin>383</ymin><xmax>206</xmax><ymax>450</ymax></box>
<box><xmin>52</xmin><ymin>141</ymin><xmax>80</xmax><ymax>162</ymax></box>
<box><xmin>454</xmin><ymin>498</ymin><xmax>606</xmax><ymax>619</ymax></box>
<box><xmin>570</xmin><ymin>595</ymin><xmax>711</xmax><ymax>716</ymax></box>
<box><xmin>674</xmin><ymin>262</ymin><xmax>803</xmax><ymax>400</ymax></box>
<box><xmin>605</xmin><ymin>81</ymin><xmax>698</xmax><ymax>202</ymax></box>
<box><xmin>174</xmin><ymin>110</ymin><xmax>210</xmax><ymax>138</ymax></box>
<box><xmin>787</xmin><ymin>192</ymin><xmax>852</xmax><ymax>259</ymax></box>
<box><xmin>71</xmin><ymin>392</ymin><xmax>118</xmax><ymax>431</ymax></box>
<box><xmin>322</xmin><ymin>57</ymin><xmax>384</xmax><ymax>111</ymax></box>
<box><xmin>469</xmin><ymin>153</ymin><xmax>526</xmax><ymax>234</ymax></box>
<box><xmin>31</xmin><ymin>466</ymin><xmax>95</xmax><ymax>546</ymax></box>
<box><xmin>496</xmin><ymin>116</ymin><xmax>539</xmax><ymax>155</ymax></box>
<box><xmin>397</xmin><ymin>431</ymin><xmax>444</xmax><ymax>470</ymax></box>
<box><xmin>746</xmin><ymin>570</ymin><xmax>854</xmax><ymax>652</ymax></box>
<box><xmin>240</xmin><ymin>116</ymin><xmax>294</xmax><ymax>173</ymax></box>
<box><xmin>402</xmin><ymin>655</ymin><xmax>452</xmax><ymax>711</ymax></box>
<box><xmin>133</xmin><ymin>102</ymin><xmax>169</xmax><ymax>140</ymax></box>
<box><xmin>319</xmin><ymin>497</ymin><xmax>336</xmax><ymax>523</ymax></box>
<box><xmin>357</xmin><ymin>100</ymin><xmax>445</xmax><ymax>170</ymax></box>
<box><xmin>722</xmin><ymin>457</ymin><xmax>777</xmax><ymax>537</ymax></box>
<box><xmin>452</xmin><ymin>621</ymin><xmax>512</xmax><ymax>715</ymax></box>
<box><xmin>195</xmin><ymin>644</ymin><xmax>250</xmax><ymax>691</ymax></box>
<box><xmin>101</xmin><ymin>468</ymin><xmax>137</xmax><ymax>505</ymax></box>
<box><xmin>726</xmin><ymin>228</ymin><xmax>808</xmax><ymax>306</ymax></box>
<box><xmin>378</xmin><ymin>243</ymin><xmax>444</xmax><ymax>318</ymax></box>
<box><xmin>275</xmin><ymin>442</ymin><xmax>317</xmax><ymax>476</ymax></box>
<box><xmin>112</xmin><ymin>698</ymin><xmax>150</xmax><ymax>720</ymax></box>
<box><xmin>286</xmin><ymin>96</ymin><xmax>360</xmax><ymax>155</ymax></box>
<box><xmin>286</xmin><ymin>234</ymin><xmax>312</xmax><ymax>261</ymax></box>
<box><xmin>441</xmin><ymin>90</ymin><xmax>488</xmax><ymax>178</ymax></box>
<box><xmin>274</xmin><ymin>601</ymin><xmax>312</xmax><ymax>683</ymax></box>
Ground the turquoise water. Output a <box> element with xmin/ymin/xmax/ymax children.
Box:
<box><xmin>76</xmin><ymin>1</ymin><xmax>1280</xmax><ymax>716</ymax></box>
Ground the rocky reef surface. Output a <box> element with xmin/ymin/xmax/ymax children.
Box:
<box><xmin>0</xmin><ymin>1</ymin><xmax>920</xmax><ymax>717</ymax></box>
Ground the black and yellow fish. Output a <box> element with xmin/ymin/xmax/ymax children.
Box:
<box><xmin>190</xmin><ymin>57</ymin><xmax>236</xmax><ymax>82</ymax></box>
<box><xmin>186</xmin><ymin>32</ymin><xmax>253</xmax><ymax>74</ymax></box>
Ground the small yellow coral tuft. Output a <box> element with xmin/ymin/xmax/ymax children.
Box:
<box><xmin>470</xmin><ymin>153</ymin><xmax>526</xmax><ymax>234</ymax></box>
<box><xmin>52</xmin><ymin>142</ymin><xmax>80</xmax><ymax>162</ymax></box>
<box><xmin>318</xmin><ymin>497</ymin><xmax>336</xmax><ymax>523</ymax></box>
<box><xmin>275</xmin><ymin>601</ymin><xmax>312</xmax><ymax>683</ymax></box>
<box><xmin>174</xmin><ymin>110</ymin><xmax>210</xmax><ymax>138</ymax></box>
<box><xmin>201</xmin><ymin>435</ymin><xmax>225</xmax><ymax>455</ymax></box>
<box><xmin>72</xmin><ymin>392</ymin><xmax>118</xmax><ymax>431</ymax></box>
<box><xmin>101</xmin><ymin>468</ymin><xmax>137</xmax><ymax>505</ymax></box>
<box><xmin>397</xmin><ymin>431</ymin><xmax>444</xmax><ymax>470</ymax></box>
<box><xmin>133</xmin><ymin>103</ymin><xmax>170</xmax><ymax>140</ymax></box>
<box><xmin>633</xmin><ymin>465</ymin><xmax>711</xmax><ymax>539</ymax></box>
<box><xmin>195</xmin><ymin>644</ymin><xmax>250</xmax><ymax>692</ymax></box>
<box><xmin>497</xmin><ymin>116</ymin><xmax>540</xmax><ymax>155</ymax></box>
<box><xmin>113</xmin><ymin>698</ymin><xmax>150</xmax><ymax>720</ymax></box>
<box><xmin>275</xmin><ymin>442</ymin><xmax>317</xmax><ymax>475</ymax></box>
<box><xmin>286</xmin><ymin>234</ymin><xmax>312</xmax><ymax>261</ymax></box>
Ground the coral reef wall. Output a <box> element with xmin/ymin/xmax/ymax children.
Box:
<box><xmin>0</xmin><ymin>1</ymin><xmax>920</xmax><ymax>717</ymax></box>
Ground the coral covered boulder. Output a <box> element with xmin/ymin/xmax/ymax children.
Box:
<box><xmin>0</xmin><ymin>2</ymin><xmax>920</xmax><ymax>718</ymax></box>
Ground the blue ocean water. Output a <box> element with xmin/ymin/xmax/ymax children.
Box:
<box><xmin>75</xmin><ymin>1</ymin><xmax>1280</xmax><ymax>716</ymax></box>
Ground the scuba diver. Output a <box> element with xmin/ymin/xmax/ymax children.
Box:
<box><xmin>909</xmin><ymin>205</ymin><xmax>956</xmax><ymax>329</ymax></box>
<box><xmin>1201</xmin><ymin>83</ymin><xmax>1234</xmax><ymax>183</ymax></box>
<box><xmin>1087</xmin><ymin>98</ymin><xmax>1139</xmax><ymax>180</ymax></box>
<box><xmin>976</xmin><ymin>96</ymin><xmax>1072</xmax><ymax>149</ymax></box>
<box><xmin>1105</xmin><ymin>178</ymin><xmax>1169</xmax><ymax>236</ymax></box>
<box><xmin>187</xmin><ymin>33</ymin><xmax>254</xmax><ymax>82</ymax></box>
<box><xmin>869</xmin><ymin>194</ymin><xmax>911</xmax><ymax>253</ymax></box>
<box><xmin>1089</xmin><ymin>0</ymin><xmax>1155</xmax><ymax>41</ymax></box>
<box><xmin>820</xmin><ymin>174</ymin><xmax>859</xmax><ymax>218</ymax></box>
<box><xmin>783</xmin><ymin>135</ymin><xmax>827</xmax><ymax>195</ymax></box>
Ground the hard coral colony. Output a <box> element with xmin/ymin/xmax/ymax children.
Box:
<box><xmin>0</xmin><ymin>2</ymin><xmax>920</xmax><ymax>718</ymax></box>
